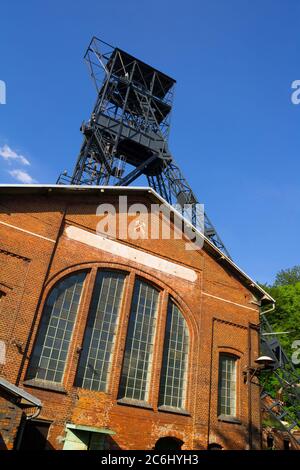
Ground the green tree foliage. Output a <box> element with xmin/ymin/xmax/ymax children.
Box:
<box><xmin>261</xmin><ymin>266</ymin><xmax>300</xmax><ymax>424</ymax></box>
<box><xmin>263</xmin><ymin>278</ymin><xmax>300</xmax><ymax>358</ymax></box>
<box><xmin>274</xmin><ymin>265</ymin><xmax>300</xmax><ymax>287</ymax></box>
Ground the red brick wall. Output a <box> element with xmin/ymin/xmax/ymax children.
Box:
<box><xmin>0</xmin><ymin>190</ymin><xmax>262</xmax><ymax>450</ymax></box>
<box><xmin>0</xmin><ymin>391</ymin><xmax>23</xmax><ymax>450</ymax></box>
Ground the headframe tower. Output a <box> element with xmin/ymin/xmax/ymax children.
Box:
<box><xmin>58</xmin><ymin>37</ymin><xmax>230</xmax><ymax>257</ymax></box>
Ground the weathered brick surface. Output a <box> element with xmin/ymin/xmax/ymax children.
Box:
<box><xmin>0</xmin><ymin>391</ymin><xmax>23</xmax><ymax>449</ymax></box>
<box><xmin>0</xmin><ymin>189</ymin><xmax>265</xmax><ymax>450</ymax></box>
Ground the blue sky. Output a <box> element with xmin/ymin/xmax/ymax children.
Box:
<box><xmin>1</xmin><ymin>0</ymin><xmax>300</xmax><ymax>285</ymax></box>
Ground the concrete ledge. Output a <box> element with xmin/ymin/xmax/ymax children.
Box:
<box><xmin>23</xmin><ymin>379</ymin><xmax>67</xmax><ymax>394</ymax></box>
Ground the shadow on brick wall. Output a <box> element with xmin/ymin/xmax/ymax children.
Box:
<box><xmin>204</xmin><ymin>419</ymin><xmax>262</xmax><ymax>450</ymax></box>
<box><xmin>0</xmin><ymin>432</ymin><xmax>8</xmax><ymax>450</ymax></box>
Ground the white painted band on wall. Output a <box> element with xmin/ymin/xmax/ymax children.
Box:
<box><xmin>202</xmin><ymin>291</ymin><xmax>257</xmax><ymax>311</ymax></box>
<box><xmin>0</xmin><ymin>220</ymin><xmax>56</xmax><ymax>243</ymax></box>
<box><xmin>65</xmin><ymin>225</ymin><xmax>197</xmax><ymax>283</ymax></box>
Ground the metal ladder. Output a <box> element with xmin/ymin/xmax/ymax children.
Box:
<box><xmin>261</xmin><ymin>391</ymin><xmax>300</xmax><ymax>447</ymax></box>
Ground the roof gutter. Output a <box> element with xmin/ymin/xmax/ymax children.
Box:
<box><xmin>0</xmin><ymin>377</ymin><xmax>42</xmax><ymax>419</ymax></box>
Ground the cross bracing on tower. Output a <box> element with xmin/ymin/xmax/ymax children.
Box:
<box><xmin>57</xmin><ymin>37</ymin><xmax>230</xmax><ymax>258</ymax></box>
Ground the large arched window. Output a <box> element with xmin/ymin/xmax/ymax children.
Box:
<box><xmin>27</xmin><ymin>271</ymin><xmax>86</xmax><ymax>383</ymax></box>
<box><xmin>75</xmin><ymin>270</ymin><xmax>126</xmax><ymax>391</ymax></box>
<box><xmin>158</xmin><ymin>299</ymin><xmax>189</xmax><ymax>410</ymax></box>
<box><xmin>118</xmin><ymin>279</ymin><xmax>159</xmax><ymax>402</ymax></box>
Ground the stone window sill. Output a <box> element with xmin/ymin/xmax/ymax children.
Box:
<box><xmin>117</xmin><ymin>397</ymin><xmax>153</xmax><ymax>410</ymax></box>
<box><xmin>23</xmin><ymin>379</ymin><xmax>67</xmax><ymax>394</ymax></box>
<box><xmin>218</xmin><ymin>414</ymin><xmax>241</xmax><ymax>424</ymax></box>
<box><xmin>158</xmin><ymin>405</ymin><xmax>190</xmax><ymax>416</ymax></box>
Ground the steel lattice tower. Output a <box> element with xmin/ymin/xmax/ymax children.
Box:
<box><xmin>58</xmin><ymin>37</ymin><xmax>230</xmax><ymax>257</ymax></box>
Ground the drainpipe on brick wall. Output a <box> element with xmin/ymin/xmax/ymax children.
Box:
<box><xmin>247</xmin><ymin>323</ymin><xmax>254</xmax><ymax>450</ymax></box>
<box><xmin>260</xmin><ymin>303</ymin><xmax>275</xmax><ymax>317</ymax></box>
<box><xmin>247</xmin><ymin>309</ymin><xmax>274</xmax><ymax>450</ymax></box>
<box><xmin>16</xmin><ymin>203</ymin><xmax>68</xmax><ymax>386</ymax></box>
<box><xmin>247</xmin><ymin>323</ymin><xmax>259</xmax><ymax>450</ymax></box>
<box><xmin>258</xmin><ymin>302</ymin><xmax>275</xmax><ymax>450</ymax></box>
<box><xmin>247</xmin><ymin>301</ymin><xmax>275</xmax><ymax>450</ymax></box>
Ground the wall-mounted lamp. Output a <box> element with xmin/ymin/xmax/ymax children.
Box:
<box><xmin>255</xmin><ymin>356</ymin><xmax>276</xmax><ymax>368</ymax></box>
<box><xmin>243</xmin><ymin>355</ymin><xmax>275</xmax><ymax>384</ymax></box>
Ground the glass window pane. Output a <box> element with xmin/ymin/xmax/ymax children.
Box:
<box><xmin>158</xmin><ymin>300</ymin><xmax>189</xmax><ymax>410</ymax></box>
<box><xmin>218</xmin><ymin>354</ymin><xmax>237</xmax><ymax>417</ymax></box>
<box><xmin>118</xmin><ymin>279</ymin><xmax>159</xmax><ymax>402</ymax></box>
<box><xmin>75</xmin><ymin>271</ymin><xmax>126</xmax><ymax>392</ymax></box>
<box><xmin>27</xmin><ymin>272</ymin><xmax>86</xmax><ymax>382</ymax></box>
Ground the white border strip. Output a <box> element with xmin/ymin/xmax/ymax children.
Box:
<box><xmin>202</xmin><ymin>291</ymin><xmax>257</xmax><ymax>311</ymax></box>
<box><xmin>65</xmin><ymin>225</ymin><xmax>197</xmax><ymax>282</ymax></box>
<box><xmin>0</xmin><ymin>220</ymin><xmax>56</xmax><ymax>243</ymax></box>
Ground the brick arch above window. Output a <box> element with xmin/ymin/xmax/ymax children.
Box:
<box><xmin>41</xmin><ymin>261</ymin><xmax>196</xmax><ymax>337</ymax></box>
<box><xmin>217</xmin><ymin>346</ymin><xmax>244</xmax><ymax>358</ymax></box>
<box><xmin>151</xmin><ymin>430</ymin><xmax>187</xmax><ymax>450</ymax></box>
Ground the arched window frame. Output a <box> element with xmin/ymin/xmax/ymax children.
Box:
<box><xmin>74</xmin><ymin>269</ymin><xmax>128</xmax><ymax>392</ymax></box>
<box><xmin>26</xmin><ymin>270</ymin><xmax>88</xmax><ymax>386</ymax></box>
<box><xmin>117</xmin><ymin>276</ymin><xmax>161</xmax><ymax>404</ymax></box>
<box><xmin>158</xmin><ymin>297</ymin><xmax>190</xmax><ymax>412</ymax></box>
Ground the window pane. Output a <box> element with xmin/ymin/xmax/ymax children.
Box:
<box><xmin>118</xmin><ymin>279</ymin><xmax>159</xmax><ymax>402</ymax></box>
<box><xmin>27</xmin><ymin>272</ymin><xmax>86</xmax><ymax>382</ymax></box>
<box><xmin>158</xmin><ymin>300</ymin><xmax>189</xmax><ymax>409</ymax></box>
<box><xmin>75</xmin><ymin>270</ymin><xmax>126</xmax><ymax>391</ymax></box>
<box><xmin>218</xmin><ymin>354</ymin><xmax>237</xmax><ymax>417</ymax></box>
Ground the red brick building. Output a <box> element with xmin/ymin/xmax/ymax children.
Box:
<box><xmin>0</xmin><ymin>185</ymin><xmax>274</xmax><ymax>450</ymax></box>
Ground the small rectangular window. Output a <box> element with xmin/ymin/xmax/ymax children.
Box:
<box><xmin>218</xmin><ymin>354</ymin><xmax>237</xmax><ymax>417</ymax></box>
